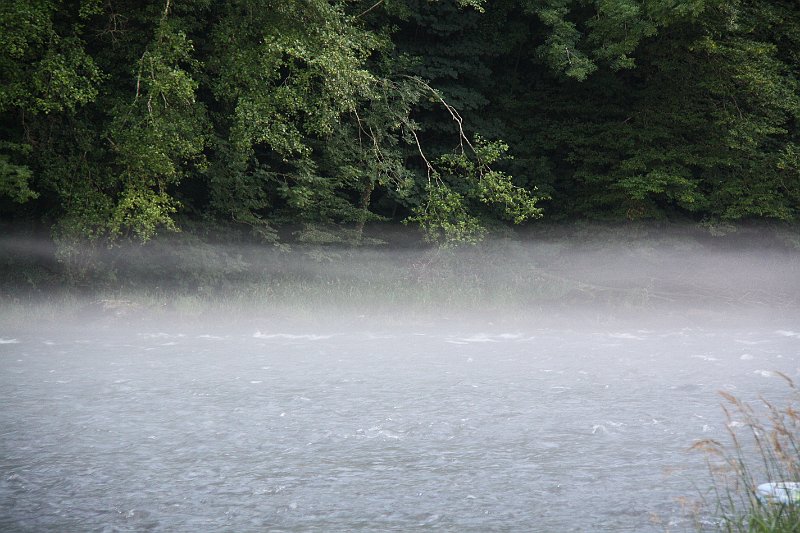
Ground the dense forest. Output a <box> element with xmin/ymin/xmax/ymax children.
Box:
<box><xmin>1</xmin><ymin>0</ymin><xmax>799</xmax><ymax>253</ymax></box>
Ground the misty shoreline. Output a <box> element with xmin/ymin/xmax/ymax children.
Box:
<box><xmin>2</xmin><ymin>223</ymin><xmax>798</xmax><ymax>334</ymax></box>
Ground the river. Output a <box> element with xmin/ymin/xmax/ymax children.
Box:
<box><xmin>2</xmin><ymin>311</ymin><xmax>798</xmax><ymax>531</ymax></box>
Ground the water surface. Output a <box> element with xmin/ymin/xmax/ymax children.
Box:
<box><xmin>2</xmin><ymin>314</ymin><xmax>798</xmax><ymax>531</ymax></box>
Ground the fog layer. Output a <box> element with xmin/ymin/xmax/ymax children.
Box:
<box><xmin>1</xmin><ymin>226</ymin><xmax>799</xmax><ymax>531</ymax></box>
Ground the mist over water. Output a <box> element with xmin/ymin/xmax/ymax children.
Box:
<box><xmin>1</xmin><ymin>226</ymin><xmax>799</xmax><ymax>531</ymax></box>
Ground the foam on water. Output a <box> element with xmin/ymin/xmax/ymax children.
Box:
<box><xmin>449</xmin><ymin>333</ymin><xmax>524</xmax><ymax>343</ymax></box>
<box><xmin>253</xmin><ymin>332</ymin><xmax>336</xmax><ymax>341</ymax></box>
<box><xmin>497</xmin><ymin>333</ymin><xmax>524</xmax><ymax>340</ymax></box>
<box><xmin>607</xmin><ymin>332</ymin><xmax>645</xmax><ymax>340</ymax></box>
<box><xmin>453</xmin><ymin>333</ymin><xmax>499</xmax><ymax>343</ymax></box>
<box><xmin>690</xmin><ymin>355</ymin><xmax>719</xmax><ymax>361</ymax></box>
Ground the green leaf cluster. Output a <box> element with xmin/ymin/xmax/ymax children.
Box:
<box><xmin>0</xmin><ymin>0</ymin><xmax>798</xmax><ymax>256</ymax></box>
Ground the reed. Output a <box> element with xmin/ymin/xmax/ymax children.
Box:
<box><xmin>693</xmin><ymin>375</ymin><xmax>800</xmax><ymax>532</ymax></box>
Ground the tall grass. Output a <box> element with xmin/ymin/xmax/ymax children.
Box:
<box><xmin>693</xmin><ymin>376</ymin><xmax>800</xmax><ymax>532</ymax></box>
<box><xmin>0</xmin><ymin>241</ymin><xmax>587</xmax><ymax>326</ymax></box>
<box><xmin>3</xmin><ymin>227</ymin><xmax>798</xmax><ymax>327</ymax></box>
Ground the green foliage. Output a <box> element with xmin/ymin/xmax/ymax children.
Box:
<box><xmin>0</xmin><ymin>143</ymin><xmax>37</xmax><ymax>203</ymax></box>
<box><xmin>0</xmin><ymin>1</ymin><xmax>102</xmax><ymax>114</ymax></box>
<box><xmin>201</xmin><ymin>0</ymin><xmax>400</xmax><ymax>242</ymax></box>
<box><xmin>1</xmin><ymin>0</ymin><xmax>799</xmax><ymax>262</ymax></box>
<box><xmin>409</xmin><ymin>137</ymin><xmax>543</xmax><ymax>244</ymax></box>
<box><xmin>106</xmin><ymin>16</ymin><xmax>207</xmax><ymax>241</ymax></box>
<box><xmin>466</xmin><ymin>0</ymin><xmax>800</xmax><ymax>222</ymax></box>
<box><xmin>518</xmin><ymin>0</ymin><xmax>707</xmax><ymax>81</ymax></box>
<box><xmin>210</xmin><ymin>0</ymin><xmax>377</xmax><ymax>157</ymax></box>
<box><xmin>408</xmin><ymin>183</ymin><xmax>487</xmax><ymax>245</ymax></box>
<box><xmin>530</xmin><ymin>0</ymin><xmax>598</xmax><ymax>81</ymax></box>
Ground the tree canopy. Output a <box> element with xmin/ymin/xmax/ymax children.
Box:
<box><xmin>1</xmin><ymin>0</ymin><xmax>798</xmax><ymax>251</ymax></box>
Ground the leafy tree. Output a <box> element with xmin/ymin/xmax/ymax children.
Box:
<box><xmin>1</xmin><ymin>0</ymin><xmax>798</xmax><ymax>266</ymax></box>
<box><xmin>0</xmin><ymin>0</ymin><xmax>102</xmax><ymax>211</ymax></box>
<box><xmin>470</xmin><ymin>0</ymin><xmax>799</xmax><ymax>221</ymax></box>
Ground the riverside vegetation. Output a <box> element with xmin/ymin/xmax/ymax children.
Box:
<box><xmin>2</xmin><ymin>222</ymin><xmax>798</xmax><ymax>321</ymax></box>
<box><xmin>694</xmin><ymin>379</ymin><xmax>800</xmax><ymax>532</ymax></box>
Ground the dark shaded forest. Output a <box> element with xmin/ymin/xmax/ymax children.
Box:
<box><xmin>1</xmin><ymin>0</ymin><xmax>799</xmax><ymax>257</ymax></box>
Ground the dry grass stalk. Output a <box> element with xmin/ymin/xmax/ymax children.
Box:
<box><xmin>694</xmin><ymin>381</ymin><xmax>800</xmax><ymax>532</ymax></box>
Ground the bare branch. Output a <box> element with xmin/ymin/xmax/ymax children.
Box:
<box><xmin>355</xmin><ymin>0</ymin><xmax>384</xmax><ymax>19</ymax></box>
<box><xmin>352</xmin><ymin>108</ymin><xmax>364</xmax><ymax>149</ymax></box>
<box><xmin>409</xmin><ymin>127</ymin><xmax>435</xmax><ymax>182</ymax></box>
<box><xmin>401</xmin><ymin>75</ymin><xmax>479</xmax><ymax>159</ymax></box>
<box><xmin>134</xmin><ymin>50</ymin><xmax>146</xmax><ymax>103</ymax></box>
